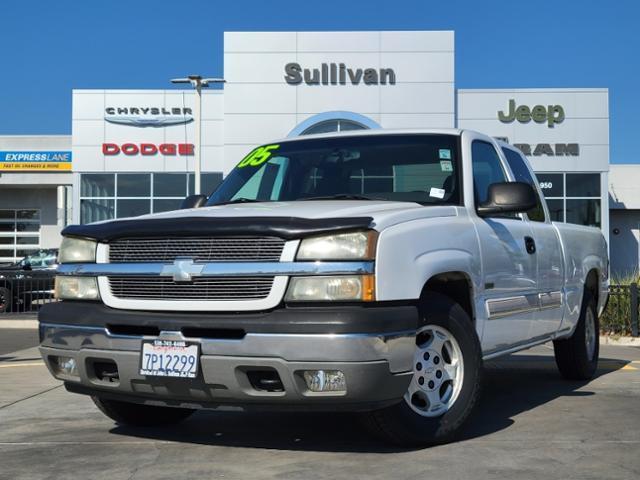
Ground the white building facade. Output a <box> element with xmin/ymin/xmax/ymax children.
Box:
<box><xmin>4</xmin><ymin>31</ymin><xmax>612</xmax><ymax>266</ymax></box>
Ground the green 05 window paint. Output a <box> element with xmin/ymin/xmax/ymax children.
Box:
<box><xmin>237</xmin><ymin>145</ymin><xmax>280</xmax><ymax>168</ymax></box>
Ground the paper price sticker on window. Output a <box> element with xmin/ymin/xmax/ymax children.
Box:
<box><xmin>237</xmin><ymin>144</ymin><xmax>280</xmax><ymax>168</ymax></box>
<box><xmin>438</xmin><ymin>149</ymin><xmax>451</xmax><ymax>160</ymax></box>
<box><xmin>430</xmin><ymin>187</ymin><xmax>445</xmax><ymax>199</ymax></box>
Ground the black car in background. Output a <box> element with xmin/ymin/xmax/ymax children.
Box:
<box><xmin>0</xmin><ymin>249</ymin><xmax>58</xmax><ymax>313</ymax></box>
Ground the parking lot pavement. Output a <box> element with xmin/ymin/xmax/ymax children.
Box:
<box><xmin>0</xmin><ymin>342</ymin><xmax>638</xmax><ymax>480</ymax></box>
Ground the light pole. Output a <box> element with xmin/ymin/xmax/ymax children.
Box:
<box><xmin>170</xmin><ymin>75</ymin><xmax>225</xmax><ymax>195</ymax></box>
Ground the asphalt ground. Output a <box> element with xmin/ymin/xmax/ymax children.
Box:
<box><xmin>0</xmin><ymin>328</ymin><xmax>638</xmax><ymax>480</ymax></box>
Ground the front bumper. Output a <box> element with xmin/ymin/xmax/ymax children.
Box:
<box><xmin>39</xmin><ymin>302</ymin><xmax>418</xmax><ymax>411</ymax></box>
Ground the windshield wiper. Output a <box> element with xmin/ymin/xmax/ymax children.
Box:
<box><xmin>212</xmin><ymin>197</ymin><xmax>268</xmax><ymax>206</ymax></box>
<box><xmin>302</xmin><ymin>194</ymin><xmax>385</xmax><ymax>201</ymax></box>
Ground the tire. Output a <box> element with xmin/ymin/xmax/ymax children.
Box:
<box><xmin>553</xmin><ymin>292</ymin><xmax>599</xmax><ymax>380</ymax></box>
<box><xmin>92</xmin><ymin>396</ymin><xmax>195</xmax><ymax>427</ymax></box>
<box><xmin>0</xmin><ymin>287</ymin><xmax>12</xmax><ymax>313</ymax></box>
<box><xmin>363</xmin><ymin>292</ymin><xmax>483</xmax><ymax>446</ymax></box>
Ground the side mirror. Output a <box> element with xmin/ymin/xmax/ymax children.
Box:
<box><xmin>477</xmin><ymin>182</ymin><xmax>537</xmax><ymax>217</ymax></box>
<box><xmin>22</xmin><ymin>262</ymin><xmax>32</xmax><ymax>271</ymax></box>
<box><xmin>180</xmin><ymin>194</ymin><xmax>208</xmax><ymax>209</ymax></box>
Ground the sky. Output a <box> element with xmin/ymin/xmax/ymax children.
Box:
<box><xmin>1</xmin><ymin>0</ymin><xmax>638</xmax><ymax>163</ymax></box>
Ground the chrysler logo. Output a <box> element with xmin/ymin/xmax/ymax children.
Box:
<box><xmin>105</xmin><ymin>107</ymin><xmax>193</xmax><ymax>128</ymax></box>
<box><xmin>160</xmin><ymin>259</ymin><xmax>204</xmax><ymax>283</ymax></box>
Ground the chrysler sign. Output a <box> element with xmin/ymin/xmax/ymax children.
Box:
<box><xmin>105</xmin><ymin>107</ymin><xmax>193</xmax><ymax>127</ymax></box>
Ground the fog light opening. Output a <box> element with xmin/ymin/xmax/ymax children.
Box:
<box><xmin>303</xmin><ymin>370</ymin><xmax>346</xmax><ymax>392</ymax></box>
<box><xmin>52</xmin><ymin>356</ymin><xmax>78</xmax><ymax>377</ymax></box>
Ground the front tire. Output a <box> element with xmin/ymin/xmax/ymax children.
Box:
<box><xmin>553</xmin><ymin>293</ymin><xmax>599</xmax><ymax>380</ymax></box>
<box><xmin>92</xmin><ymin>396</ymin><xmax>195</xmax><ymax>427</ymax></box>
<box><xmin>363</xmin><ymin>292</ymin><xmax>483</xmax><ymax>446</ymax></box>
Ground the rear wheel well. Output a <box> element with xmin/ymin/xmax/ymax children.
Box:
<box><xmin>420</xmin><ymin>272</ymin><xmax>474</xmax><ymax>323</ymax></box>
<box><xmin>585</xmin><ymin>269</ymin><xmax>599</xmax><ymax>304</ymax></box>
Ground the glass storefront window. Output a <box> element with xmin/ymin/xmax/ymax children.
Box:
<box><xmin>0</xmin><ymin>209</ymin><xmax>40</xmax><ymax>263</ymax></box>
<box><xmin>80</xmin><ymin>199</ymin><xmax>115</xmax><ymax>224</ymax></box>
<box><xmin>81</xmin><ymin>174</ymin><xmax>115</xmax><ymax>197</ymax></box>
<box><xmin>117</xmin><ymin>199</ymin><xmax>151</xmax><ymax>218</ymax></box>
<box><xmin>80</xmin><ymin>172</ymin><xmax>223</xmax><ymax>223</ymax></box>
<box><xmin>566</xmin><ymin>199</ymin><xmax>601</xmax><ymax>228</ymax></box>
<box><xmin>536</xmin><ymin>173</ymin><xmax>564</xmax><ymax>198</ymax></box>
<box><xmin>534</xmin><ymin>172</ymin><xmax>601</xmax><ymax>228</ymax></box>
<box><xmin>117</xmin><ymin>174</ymin><xmax>151</xmax><ymax>197</ymax></box>
<box><xmin>154</xmin><ymin>173</ymin><xmax>187</xmax><ymax>197</ymax></box>
<box><xmin>566</xmin><ymin>173</ymin><xmax>600</xmax><ymax>197</ymax></box>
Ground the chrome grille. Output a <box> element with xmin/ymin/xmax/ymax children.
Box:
<box><xmin>108</xmin><ymin>237</ymin><xmax>285</xmax><ymax>263</ymax></box>
<box><xmin>108</xmin><ymin>276</ymin><xmax>274</xmax><ymax>300</ymax></box>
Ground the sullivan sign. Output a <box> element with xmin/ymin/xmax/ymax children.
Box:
<box><xmin>284</xmin><ymin>63</ymin><xmax>396</xmax><ymax>85</ymax></box>
<box><xmin>105</xmin><ymin>107</ymin><xmax>193</xmax><ymax>127</ymax></box>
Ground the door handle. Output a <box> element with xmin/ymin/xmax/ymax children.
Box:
<box><xmin>524</xmin><ymin>236</ymin><xmax>536</xmax><ymax>255</ymax></box>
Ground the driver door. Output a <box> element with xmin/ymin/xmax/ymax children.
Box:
<box><xmin>469</xmin><ymin>139</ymin><xmax>537</xmax><ymax>354</ymax></box>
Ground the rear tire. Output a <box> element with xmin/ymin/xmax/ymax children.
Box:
<box><xmin>92</xmin><ymin>396</ymin><xmax>195</xmax><ymax>427</ymax></box>
<box><xmin>553</xmin><ymin>293</ymin><xmax>599</xmax><ymax>380</ymax></box>
<box><xmin>363</xmin><ymin>292</ymin><xmax>483</xmax><ymax>446</ymax></box>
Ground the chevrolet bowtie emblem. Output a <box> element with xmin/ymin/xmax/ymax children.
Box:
<box><xmin>160</xmin><ymin>259</ymin><xmax>204</xmax><ymax>283</ymax></box>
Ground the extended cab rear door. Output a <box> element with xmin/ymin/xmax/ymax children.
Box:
<box><xmin>501</xmin><ymin>146</ymin><xmax>564</xmax><ymax>339</ymax></box>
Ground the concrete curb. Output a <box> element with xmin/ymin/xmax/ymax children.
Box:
<box><xmin>0</xmin><ymin>320</ymin><xmax>38</xmax><ymax>329</ymax></box>
<box><xmin>601</xmin><ymin>335</ymin><xmax>640</xmax><ymax>347</ymax></box>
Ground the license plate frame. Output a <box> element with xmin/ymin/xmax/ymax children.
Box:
<box><xmin>139</xmin><ymin>339</ymin><xmax>200</xmax><ymax>379</ymax></box>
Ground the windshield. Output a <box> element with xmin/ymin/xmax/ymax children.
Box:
<box><xmin>207</xmin><ymin>134</ymin><xmax>461</xmax><ymax>206</ymax></box>
<box><xmin>18</xmin><ymin>250</ymin><xmax>57</xmax><ymax>267</ymax></box>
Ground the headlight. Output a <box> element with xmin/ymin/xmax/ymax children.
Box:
<box><xmin>297</xmin><ymin>231</ymin><xmax>377</xmax><ymax>260</ymax></box>
<box><xmin>285</xmin><ymin>275</ymin><xmax>375</xmax><ymax>302</ymax></box>
<box><xmin>59</xmin><ymin>237</ymin><xmax>97</xmax><ymax>263</ymax></box>
<box><xmin>55</xmin><ymin>276</ymin><xmax>100</xmax><ymax>300</ymax></box>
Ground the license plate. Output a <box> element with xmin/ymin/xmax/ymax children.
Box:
<box><xmin>139</xmin><ymin>340</ymin><xmax>200</xmax><ymax>378</ymax></box>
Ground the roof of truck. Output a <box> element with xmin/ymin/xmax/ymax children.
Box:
<box><xmin>271</xmin><ymin>128</ymin><xmax>466</xmax><ymax>144</ymax></box>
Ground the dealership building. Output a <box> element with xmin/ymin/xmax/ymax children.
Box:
<box><xmin>2</xmin><ymin>30</ymin><xmax>627</xmax><ymax>272</ymax></box>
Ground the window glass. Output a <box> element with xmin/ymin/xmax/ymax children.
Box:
<box><xmin>189</xmin><ymin>173</ymin><xmax>224</xmax><ymax>196</ymax></box>
<box><xmin>116</xmin><ymin>199</ymin><xmax>150</xmax><ymax>218</ymax></box>
<box><xmin>536</xmin><ymin>173</ymin><xmax>563</xmax><ymax>197</ymax></box>
<box><xmin>546</xmin><ymin>199</ymin><xmax>564</xmax><ymax>222</ymax></box>
<box><xmin>566</xmin><ymin>174</ymin><xmax>600</xmax><ymax>197</ymax></box>
<box><xmin>208</xmin><ymin>135</ymin><xmax>461</xmax><ymax>206</ymax></box>
<box><xmin>566</xmin><ymin>199</ymin><xmax>601</xmax><ymax>227</ymax></box>
<box><xmin>501</xmin><ymin>147</ymin><xmax>545</xmax><ymax>222</ymax></box>
<box><xmin>154</xmin><ymin>173</ymin><xmax>187</xmax><ymax>197</ymax></box>
<box><xmin>0</xmin><ymin>237</ymin><xmax>13</xmax><ymax>244</ymax></box>
<box><xmin>117</xmin><ymin>174</ymin><xmax>151</xmax><ymax>197</ymax></box>
<box><xmin>0</xmin><ymin>210</ymin><xmax>15</xmax><ymax>220</ymax></box>
<box><xmin>153</xmin><ymin>199</ymin><xmax>183</xmax><ymax>213</ymax></box>
<box><xmin>471</xmin><ymin>141</ymin><xmax>508</xmax><ymax>206</ymax></box>
<box><xmin>80</xmin><ymin>199</ymin><xmax>114</xmax><ymax>224</ymax></box>
<box><xmin>17</xmin><ymin>210</ymin><xmax>40</xmax><ymax>220</ymax></box>
<box><xmin>16</xmin><ymin>236</ymin><xmax>39</xmax><ymax>245</ymax></box>
<box><xmin>81</xmin><ymin>174</ymin><xmax>115</xmax><ymax>197</ymax></box>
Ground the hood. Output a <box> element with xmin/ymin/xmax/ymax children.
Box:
<box><xmin>63</xmin><ymin>200</ymin><xmax>459</xmax><ymax>242</ymax></box>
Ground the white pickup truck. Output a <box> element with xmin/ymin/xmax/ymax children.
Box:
<box><xmin>39</xmin><ymin>129</ymin><xmax>608</xmax><ymax>445</ymax></box>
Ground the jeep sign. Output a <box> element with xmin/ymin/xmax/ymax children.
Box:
<box><xmin>498</xmin><ymin>99</ymin><xmax>565</xmax><ymax>127</ymax></box>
